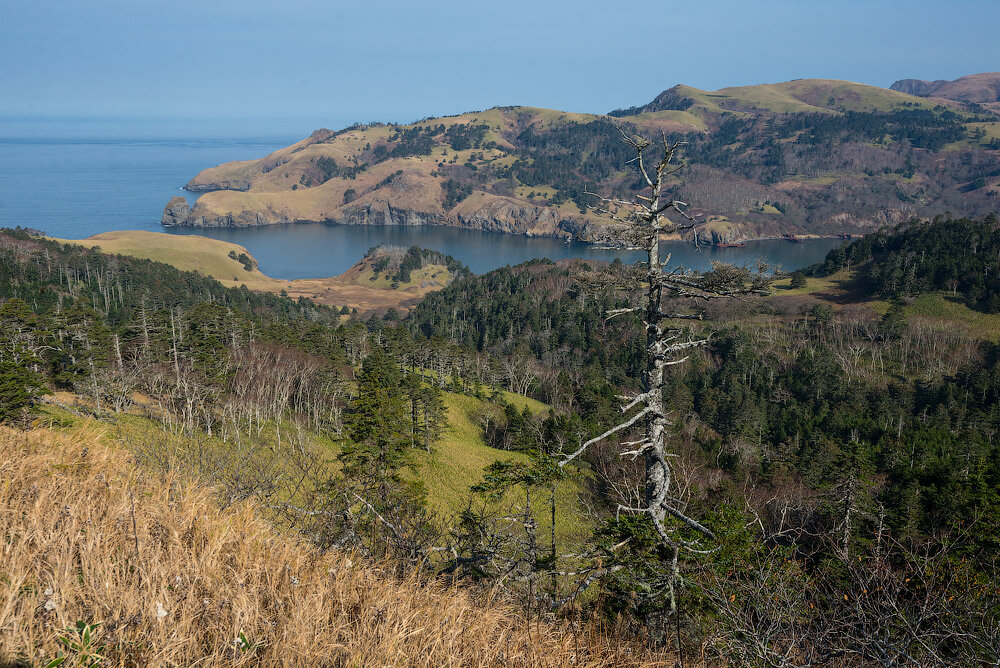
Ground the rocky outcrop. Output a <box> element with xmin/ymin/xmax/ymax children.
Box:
<box><xmin>183</xmin><ymin>178</ymin><xmax>252</xmax><ymax>193</ymax></box>
<box><xmin>342</xmin><ymin>197</ymin><xmax>627</xmax><ymax>243</ymax></box>
<box><xmin>889</xmin><ymin>79</ymin><xmax>947</xmax><ymax>97</ymax></box>
<box><xmin>341</xmin><ymin>197</ymin><xmax>582</xmax><ymax>238</ymax></box>
<box><xmin>891</xmin><ymin>73</ymin><xmax>1000</xmax><ymax>103</ymax></box>
<box><xmin>690</xmin><ymin>222</ymin><xmax>750</xmax><ymax>246</ymax></box>
<box><xmin>160</xmin><ymin>196</ymin><xmax>190</xmax><ymax>227</ymax></box>
<box><xmin>339</xmin><ymin>201</ymin><xmax>448</xmax><ymax>227</ymax></box>
<box><xmin>183</xmin><ymin>209</ymin><xmax>287</xmax><ymax>228</ymax></box>
<box><xmin>457</xmin><ymin>198</ymin><xmax>571</xmax><ymax>237</ymax></box>
<box><xmin>162</xmin><ymin>194</ymin><xmax>630</xmax><ymax>243</ymax></box>
<box><xmin>177</xmin><ymin>200</ymin><xmax>448</xmax><ymax>231</ymax></box>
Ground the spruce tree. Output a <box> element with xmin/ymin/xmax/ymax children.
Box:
<box><xmin>0</xmin><ymin>359</ymin><xmax>48</xmax><ymax>426</ymax></box>
<box><xmin>341</xmin><ymin>349</ymin><xmax>411</xmax><ymax>485</ymax></box>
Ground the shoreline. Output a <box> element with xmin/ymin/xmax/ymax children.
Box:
<box><xmin>162</xmin><ymin>217</ymin><xmax>855</xmax><ymax>249</ymax></box>
<box><xmin>48</xmin><ymin>228</ymin><xmax>843</xmax><ymax>312</ymax></box>
<box><xmin>167</xmin><ymin>189</ymin><xmax>858</xmax><ymax>248</ymax></box>
<box><xmin>50</xmin><ymin>230</ymin><xmax>445</xmax><ymax>315</ymax></box>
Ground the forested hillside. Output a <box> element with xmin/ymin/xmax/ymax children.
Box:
<box><xmin>169</xmin><ymin>78</ymin><xmax>1000</xmax><ymax>245</ymax></box>
<box><xmin>409</xmin><ymin>232</ymin><xmax>1000</xmax><ymax>553</ymax></box>
<box><xmin>3</xmin><ymin>217</ymin><xmax>1000</xmax><ymax>664</ymax></box>
<box><xmin>812</xmin><ymin>213</ymin><xmax>1000</xmax><ymax>311</ymax></box>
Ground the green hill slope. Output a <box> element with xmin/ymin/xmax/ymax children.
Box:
<box><xmin>621</xmin><ymin>79</ymin><xmax>949</xmax><ymax>119</ymax></box>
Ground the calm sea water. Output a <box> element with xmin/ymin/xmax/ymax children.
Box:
<box><xmin>0</xmin><ymin>137</ymin><xmax>292</xmax><ymax>235</ymax></box>
<box><xmin>0</xmin><ymin>137</ymin><xmax>843</xmax><ymax>277</ymax></box>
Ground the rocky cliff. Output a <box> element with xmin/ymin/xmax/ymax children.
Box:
<box><xmin>161</xmin><ymin>196</ymin><xmax>190</xmax><ymax>226</ymax></box>
<box><xmin>163</xmin><ymin>193</ymin><xmax>624</xmax><ymax>242</ymax></box>
<box><xmin>890</xmin><ymin>73</ymin><xmax>1000</xmax><ymax>104</ymax></box>
<box><xmin>889</xmin><ymin>79</ymin><xmax>948</xmax><ymax>97</ymax></box>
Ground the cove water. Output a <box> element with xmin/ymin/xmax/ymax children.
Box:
<box><xmin>0</xmin><ymin>136</ymin><xmax>843</xmax><ymax>277</ymax></box>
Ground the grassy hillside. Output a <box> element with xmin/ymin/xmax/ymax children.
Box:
<box><xmin>613</xmin><ymin>79</ymin><xmax>952</xmax><ymax>120</ymax></box>
<box><xmin>170</xmin><ymin>77</ymin><xmax>1000</xmax><ymax>246</ymax></box>
<box><xmin>56</xmin><ymin>231</ymin><xmax>269</xmax><ymax>282</ymax></box>
<box><xmin>699</xmin><ymin>79</ymin><xmax>945</xmax><ymax>115</ymax></box>
<box><xmin>41</xmin><ymin>377</ymin><xmax>588</xmax><ymax>550</ymax></box>
<box><xmin>772</xmin><ymin>269</ymin><xmax>1000</xmax><ymax>340</ymax></box>
<box><xmin>0</xmin><ymin>423</ymin><xmax>650</xmax><ymax>666</ymax></box>
<box><xmin>59</xmin><ymin>231</ymin><xmax>460</xmax><ymax>314</ymax></box>
<box><xmin>409</xmin><ymin>391</ymin><xmax>592</xmax><ymax>546</ymax></box>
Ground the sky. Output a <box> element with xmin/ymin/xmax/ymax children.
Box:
<box><xmin>2</xmin><ymin>0</ymin><xmax>998</xmax><ymax>138</ymax></box>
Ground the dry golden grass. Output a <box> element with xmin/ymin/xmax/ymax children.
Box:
<box><xmin>53</xmin><ymin>231</ymin><xmax>267</xmax><ymax>281</ymax></box>
<box><xmin>54</xmin><ymin>231</ymin><xmax>448</xmax><ymax>315</ymax></box>
<box><xmin>0</xmin><ymin>425</ymin><xmax>664</xmax><ymax>667</ymax></box>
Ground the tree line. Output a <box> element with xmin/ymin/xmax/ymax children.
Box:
<box><xmin>812</xmin><ymin>214</ymin><xmax>1000</xmax><ymax>311</ymax></box>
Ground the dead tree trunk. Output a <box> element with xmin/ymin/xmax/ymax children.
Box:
<box><xmin>559</xmin><ymin>129</ymin><xmax>770</xmax><ymax>607</ymax></box>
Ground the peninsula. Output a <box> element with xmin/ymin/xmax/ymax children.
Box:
<box><xmin>165</xmin><ymin>76</ymin><xmax>1000</xmax><ymax>245</ymax></box>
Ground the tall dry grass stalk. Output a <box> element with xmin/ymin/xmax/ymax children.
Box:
<box><xmin>0</xmin><ymin>425</ymin><xmax>666</xmax><ymax>666</ymax></box>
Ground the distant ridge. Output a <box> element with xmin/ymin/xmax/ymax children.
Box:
<box><xmin>611</xmin><ymin>78</ymin><xmax>929</xmax><ymax>118</ymax></box>
<box><xmin>890</xmin><ymin>72</ymin><xmax>1000</xmax><ymax>103</ymax></box>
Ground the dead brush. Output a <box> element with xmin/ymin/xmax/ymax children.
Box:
<box><xmin>0</xmin><ymin>424</ymin><xmax>668</xmax><ymax>666</ymax></box>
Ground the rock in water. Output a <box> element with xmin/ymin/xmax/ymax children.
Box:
<box><xmin>161</xmin><ymin>196</ymin><xmax>190</xmax><ymax>226</ymax></box>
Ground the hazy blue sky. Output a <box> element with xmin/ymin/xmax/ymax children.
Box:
<box><xmin>2</xmin><ymin>0</ymin><xmax>997</xmax><ymax>137</ymax></box>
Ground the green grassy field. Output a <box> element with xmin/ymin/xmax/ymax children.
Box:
<box><xmin>892</xmin><ymin>293</ymin><xmax>1000</xmax><ymax>340</ymax></box>
<box><xmin>40</xmin><ymin>382</ymin><xmax>590</xmax><ymax>549</ymax></box>
<box><xmin>771</xmin><ymin>269</ymin><xmax>1000</xmax><ymax>340</ymax></box>
<box><xmin>941</xmin><ymin>121</ymin><xmax>1000</xmax><ymax>151</ymax></box>
<box><xmin>407</xmin><ymin>391</ymin><xmax>591</xmax><ymax>545</ymax></box>
<box><xmin>968</xmin><ymin>121</ymin><xmax>1000</xmax><ymax>141</ymax></box>
<box><xmin>770</xmin><ymin>268</ymin><xmax>858</xmax><ymax>296</ymax></box>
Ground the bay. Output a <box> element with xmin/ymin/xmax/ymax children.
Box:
<box><xmin>0</xmin><ymin>136</ymin><xmax>843</xmax><ymax>277</ymax></box>
<box><xmin>166</xmin><ymin>223</ymin><xmax>842</xmax><ymax>278</ymax></box>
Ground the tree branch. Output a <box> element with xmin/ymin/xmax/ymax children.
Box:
<box><xmin>558</xmin><ymin>406</ymin><xmax>653</xmax><ymax>468</ymax></box>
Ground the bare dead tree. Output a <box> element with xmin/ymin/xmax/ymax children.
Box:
<box><xmin>559</xmin><ymin>128</ymin><xmax>770</xmax><ymax>608</ymax></box>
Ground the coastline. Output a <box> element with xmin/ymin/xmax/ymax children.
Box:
<box><xmin>51</xmin><ymin>230</ymin><xmax>447</xmax><ymax>315</ymax></box>
<box><xmin>163</xmin><ymin>213</ymin><xmax>855</xmax><ymax>248</ymax></box>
